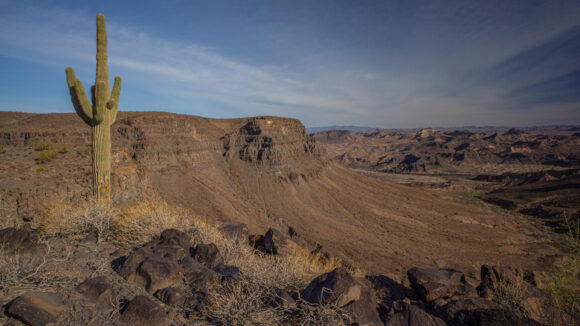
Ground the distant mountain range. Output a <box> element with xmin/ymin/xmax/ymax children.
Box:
<box><xmin>306</xmin><ymin>125</ymin><xmax>374</xmax><ymax>133</ymax></box>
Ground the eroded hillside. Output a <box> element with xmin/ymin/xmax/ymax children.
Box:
<box><xmin>0</xmin><ymin>112</ymin><xmax>563</xmax><ymax>276</ymax></box>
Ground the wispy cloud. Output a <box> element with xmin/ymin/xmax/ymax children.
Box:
<box><xmin>1</xmin><ymin>0</ymin><xmax>580</xmax><ymax>127</ymax></box>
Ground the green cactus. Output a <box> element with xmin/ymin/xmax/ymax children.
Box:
<box><xmin>66</xmin><ymin>13</ymin><xmax>121</xmax><ymax>201</ymax></box>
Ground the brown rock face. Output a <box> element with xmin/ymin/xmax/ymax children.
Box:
<box><xmin>6</xmin><ymin>292</ymin><xmax>68</xmax><ymax>326</ymax></box>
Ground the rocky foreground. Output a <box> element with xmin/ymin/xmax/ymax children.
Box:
<box><xmin>0</xmin><ymin>225</ymin><xmax>564</xmax><ymax>326</ymax></box>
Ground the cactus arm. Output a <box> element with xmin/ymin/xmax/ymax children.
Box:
<box><xmin>107</xmin><ymin>76</ymin><xmax>121</xmax><ymax>123</ymax></box>
<box><xmin>93</xmin><ymin>81</ymin><xmax>106</xmax><ymax>125</ymax></box>
<box><xmin>66</xmin><ymin>67</ymin><xmax>93</xmax><ymax>124</ymax></box>
<box><xmin>96</xmin><ymin>14</ymin><xmax>109</xmax><ymax>92</ymax></box>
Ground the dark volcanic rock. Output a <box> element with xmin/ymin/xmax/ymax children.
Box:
<box><xmin>137</xmin><ymin>257</ymin><xmax>180</xmax><ymax>294</ymax></box>
<box><xmin>155</xmin><ymin>287</ymin><xmax>187</xmax><ymax>307</ymax></box>
<box><xmin>181</xmin><ymin>256</ymin><xmax>219</xmax><ymax>292</ymax></box>
<box><xmin>0</xmin><ymin>226</ymin><xmax>47</xmax><ymax>257</ymax></box>
<box><xmin>6</xmin><ymin>292</ymin><xmax>68</xmax><ymax>326</ymax></box>
<box><xmin>76</xmin><ymin>276</ymin><xmax>115</xmax><ymax>312</ymax></box>
<box><xmin>302</xmin><ymin>267</ymin><xmax>382</xmax><ymax>326</ymax></box>
<box><xmin>121</xmin><ymin>295</ymin><xmax>169</xmax><ymax>326</ymax></box>
<box><xmin>385</xmin><ymin>304</ymin><xmax>446</xmax><ymax>326</ymax></box>
<box><xmin>438</xmin><ymin>297</ymin><xmax>541</xmax><ymax>326</ymax></box>
<box><xmin>407</xmin><ymin>267</ymin><xmax>476</xmax><ymax>302</ymax></box>
<box><xmin>368</xmin><ymin>274</ymin><xmax>415</xmax><ymax>303</ymax></box>
<box><xmin>158</xmin><ymin>228</ymin><xmax>191</xmax><ymax>250</ymax></box>
<box><xmin>193</xmin><ymin>243</ymin><xmax>221</xmax><ymax>268</ymax></box>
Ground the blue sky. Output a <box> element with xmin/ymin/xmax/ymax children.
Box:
<box><xmin>1</xmin><ymin>0</ymin><xmax>579</xmax><ymax>128</ymax></box>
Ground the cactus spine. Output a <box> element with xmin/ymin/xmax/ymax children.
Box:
<box><xmin>66</xmin><ymin>14</ymin><xmax>121</xmax><ymax>202</ymax></box>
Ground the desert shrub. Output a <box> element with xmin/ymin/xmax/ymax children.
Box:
<box><xmin>37</xmin><ymin>166</ymin><xmax>45</xmax><ymax>172</ymax></box>
<box><xmin>37</xmin><ymin>149</ymin><xmax>58</xmax><ymax>163</ymax></box>
<box><xmin>542</xmin><ymin>216</ymin><xmax>580</xmax><ymax>325</ymax></box>
<box><xmin>57</xmin><ymin>144</ymin><xmax>69</xmax><ymax>154</ymax></box>
<box><xmin>115</xmin><ymin>199</ymin><xmax>195</xmax><ymax>247</ymax></box>
<box><xmin>0</xmin><ymin>145</ymin><xmax>6</xmax><ymax>154</ymax></box>
<box><xmin>34</xmin><ymin>140</ymin><xmax>54</xmax><ymax>151</ymax></box>
<box><xmin>35</xmin><ymin>199</ymin><xmax>117</xmax><ymax>242</ymax></box>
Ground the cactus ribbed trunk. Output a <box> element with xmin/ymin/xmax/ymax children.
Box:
<box><xmin>92</xmin><ymin>121</ymin><xmax>111</xmax><ymax>200</ymax></box>
<box><xmin>65</xmin><ymin>13</ymin><xmax>121</xmax><ymax>202</ymax></box>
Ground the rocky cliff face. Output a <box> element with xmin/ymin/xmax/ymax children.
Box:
<box><xmin>0</xmin><ymin>112</ymin><xmax>562</xmax><ymax>275</ymax></box>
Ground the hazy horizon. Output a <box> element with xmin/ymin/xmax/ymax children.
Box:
<box><xmin>1</xmin><ymin>0</ymin><xmax>580</xmax><ymax>128</ymax></box>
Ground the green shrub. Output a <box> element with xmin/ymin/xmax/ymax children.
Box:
<box><xmin>34</xmin><ymin>140</ymin><xmax>54</xmax><ymax>151</ymax></box>
<box><xmin>0</xmin><ymin>145</ymin><xmax>6</xmax><ymax>154</ymax></box>
<box><xmin>57</xmin><ymin>144</ymin><xmax>69</xmax><ymax>154</ymax></box>
<box><xmin>37</xmin><ymin>166</ymin><xmax>45</xmax><ymax>172</ymax></box>
<box><xmin>37</xmin><ymin>150</ymin><xmax>58</xmax><ymax>164</ymax></box>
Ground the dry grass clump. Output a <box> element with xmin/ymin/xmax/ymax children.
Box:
<box><xmin>0</xmin><ymin>248</ymin><xmax>48</xmax><ymax>292</ymax></box>
<box><xmin>35</xmin><ymin>199</ymin><xmax>117</xmax><ymax>242</ymax></box>
<box><xmin>115</xmin><ymin>199</ymin><xmax>195</xmax><ymax>247</ymax></box>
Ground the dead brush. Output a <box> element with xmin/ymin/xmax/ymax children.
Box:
<box><xmin>35</xmin><ymin>199</ymin><xmax>117</xmax><ymax>242</ymax></box>
<box><xmin>114</xmin><ymin>198</ymin><xmax>195</xmax><ymax>247</ymax></box>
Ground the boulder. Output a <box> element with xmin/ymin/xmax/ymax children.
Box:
<box><xmin>385</xmin><ymin>304</ymin><xmax>446</xmax><ymax>326</ymax></box>
<box><xmin>438</xmin><ymin>297</ymin><xmax>542</xmax><ymax>326</ymax></box>
<box><xmin>6</xmin><ymin>292</ymin><xmax>68</xmax><ymax>326</ymax></box>
<box><xmin>181</xmin><ymin>256</ymin><xmax>219</xmax><ymax>292</ymax></box>
<box><xmin>137</xmin><ymin>257</ymin><xmax>180</xmax><ymax>294</ymax></box>
<box><xmin>301</xmin><ymin>267</ymin><xmax>382</xmax><ymax>326</ymax></box>
<box><xmin>0</xmin><ymin>226</ymin><xmax>47</xmax><ymax>257</ymax></box>
<box><xmin>121</xmin><ymin>295</ymin><xmax>169</xmax><ymax>326</ymax></box>
<box><xmin>155</xmin><ymin>287</ymin><xmax>187</xmax><ymax>307</ymax></box>
<box><xmin>118</xmin><ymin>246</ymin><xmax>155</xmax><ymax>283</ymax></box>
<box><xmin>158</xmin><ymin>228</ymin><xmax>192</xmax><ymax>250</ymax></box>
<box><xmin>407</xmin><ymin>267</ymin><xmax>476</xmax><ymax>302</ymax></box>
<box><xmin>250</xmin><ymin>228</ymin><xmax>301</xmax><ymax>255</ymax></box>
<box><xmin>368</xmin><ymin>275</ymin><xmax>415</xmax><ymax>303</ymax></box>
<box><xmin>76</xmin><ymin>276</ymin><xmax>115</xmax><ymax>312</ymax></box>
<box><xmin>193</xmin><ymin>243</ymin><xmax>221</xmax><ymax>268</ymax></box>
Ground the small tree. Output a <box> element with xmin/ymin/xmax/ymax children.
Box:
<box><xmin>65</xmin><ymin>14</ymin><xmax>121</xmax><ymax>202</ymax></box>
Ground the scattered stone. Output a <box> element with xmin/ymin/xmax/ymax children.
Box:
<box><xmin>213</xmin><ymin>264</ymin><xmax>241</xmax><ymax>281</ymax></box>
<box><xmin>250</xmin><ymin>228</ymin><xmax>302</xmax><ymax>255</ymax></box>
<box><xmin>301</xmin><ymin>267</ymin><xmax>382</xmax><ymax>326</ymax></box>
<box><xmin>155</xmin><ymin>287</ymin><xmax>187</xmax><ymax>307</ymax></box>
<box><xmin>6</xmin><ymin>292</ymin><xmax>68</xmax><ymax>326</ymax></box>
<box><xmin>76</xmin><ymin>276</ymin><xmax>115</xmax><ymax>311</ymax></box>
<box><xmin>385</xmin><ymin>304</ymin><xmax>446</xmax><ymax>326</ymax></box>
<box><xmin>368</xmin><ymin>275</ymin><xmax>415</xmax><ymax>303</ymax></box>
<box><xmin>218</xmin><ymin>223</ymin><xmax>248</xmax><ymax>239</ymax></box>
<box><xmin>0</xmin><ymin>226</ymin><xmax>47</xmax><ymax>257</ymax></box>
<box><xmin>193</xmin><ymin>243</ymin><xmax>221</xmax><ymax>268</ymax></box>
<box><xmin>158</xmin><ymin>229</ymin><xmax>192</xmax><ymax>250</ymax></box>
<box><xmin>438</xmin><ymin>297</ymin><xmax>541</xmax><ymax>326</ymax></box>
<box><xmin>137</xmin><ymin>257</ymin><xmax>181</xmax><ymax>294</ymax></box>
<box><xmin>181</xmin><ymin>256</ymin><xmax>219</xmax><ymax>292</ymax></box>
<box><xmin>121</xmin><ymin>295</ymin><xmax>169</xmax><ymax>326</ymax></box>
<box><xmin>407</xmin><ymin>267</ymin><xmax>476</xmax><ymax>302</ymax></box>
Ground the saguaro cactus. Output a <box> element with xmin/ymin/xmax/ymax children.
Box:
<box><xmin>66</xmin><ymin>14</ymin><xmax>121</xmax><ymax>201</ymax></box>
